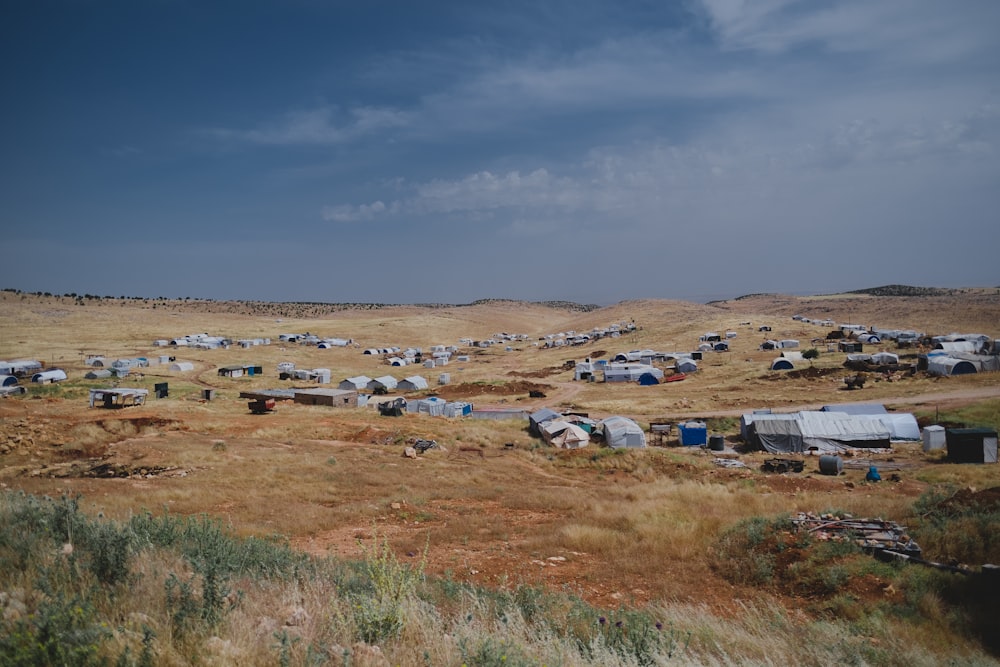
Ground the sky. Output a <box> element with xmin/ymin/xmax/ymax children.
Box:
<box><xmin>2</xmin><ymin>0</ymin><xmax>998</xmax><ymax>305</ymax></box>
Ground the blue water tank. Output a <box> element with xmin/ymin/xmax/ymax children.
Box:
<box><xmin>678</xmin><ymin>421</ymin><xmax>707</xmax><ymax>446</ymax></box>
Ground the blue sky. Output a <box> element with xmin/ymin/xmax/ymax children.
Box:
<box><xmin>2</xmin><ymin>0</ymin><xmax>998</xmax><ymax>304</ymax></box>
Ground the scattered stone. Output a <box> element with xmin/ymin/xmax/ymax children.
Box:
<box><xmin>403</xmin><ymin>447</ymin><xmax>417</xmax><ymax>459</ymax></box>
<box><xmin>284</xmin><ymin>606</ymin><xmax>309</xmax><ymax>627</ymax></box>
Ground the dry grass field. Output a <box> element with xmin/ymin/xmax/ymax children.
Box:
<box><xmin>2</xmin><ymin>288</ymin><xmax>1000</xmax><ymax>665</ymax></box>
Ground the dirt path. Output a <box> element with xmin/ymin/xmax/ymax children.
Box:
<box><xmin>656</xmin><ymin>385</ymin><xmax>1000</xmax><ymax>419</ymax></box>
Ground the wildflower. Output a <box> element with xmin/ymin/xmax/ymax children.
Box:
<box><xmin>598</xmin><ymin>616</ymin><xmax>606</xmax><ymax>625</ymax></box>
<box><xmin>615</xmin><ymin>620</ymin><xmax>623</xmax><ymax>628</ymax></box>
<box><xmin>656</xmin><ymin>622</ymin><xmax>663</xmax><ymax>631</ymax></box>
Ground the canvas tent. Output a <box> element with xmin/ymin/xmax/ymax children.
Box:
<box><xmin>0</xmin><ymin>375</ymin><xmax>18</xmax><ymax>387</ymax></box>
<box><xmin>600</xmin><ymin>416</ymin><xmax>646</xmax><ymax>448</ymax></box>
<box><xmin>398</xmin><ymin>376</ymin><xmax>429</xmax><ymax>391</ymax></box>
<box><xmin>339</xmin><ymin>376</ymin><xmax>372</xmax><ymax>391</ymax></box>
<box><xmin>541</xmin><ymin>421</ymin><xmax>590</xmax><ymax>449</ymax></box>
<box><xmin>169</xmin><ymin>362</ymin><xmax>194</xmax><ymax>372</ymax></box>
<box><xmin>771</xmin><ymin>358</ymin><xmax>794</xmax><ymax>371</ymax></box>
<box><xmin>676</xmin><ymin>358</ymin><xmax>698</xmax><ymax>373</ymax></box>
<box><xmin>368</xmin><ymin>376</ymin><xmax>398</xmax><ymax>392</ymax></box>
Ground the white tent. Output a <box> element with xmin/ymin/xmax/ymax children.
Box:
<box><xmin>31</xmin><ymin>369</ymin><xmax>67</xmax><ymax>384</ymax></box>
<box><xmin>339</xmin><ymin>376</ymin><xmax>373</xmax><ymax>391</ymax></box>
<box><xmin>369</xmin><ymin>376</ymin><xmax>398</xmax><ymax>391</ymax></box>
<box><xmin>600</xmin><ymin>416</ymin><xmax>646</xmax><ymax>448</ymax></box>
<box><xmin>169</xmin><ymin>362</ymin><xmax>194</xmax><ymax>372</ymax></box>
<box><xmin>399</xmin><ymin>376</ymin><xmax>429</xmax><ymax>391</ymax></box>
<box><xmin>771</xmin><ymin>358</ymin><xmax>794</xmax><ymax>370</ymax></box>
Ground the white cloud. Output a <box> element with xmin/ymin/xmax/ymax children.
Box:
<box><xmin>321</xmin><ymin>199</ymin><xmax>390</xmax><ymax>222</ymax></box>
<box><xmin>210</xmin><ymin>106</ymin><xmax>410</xmax><ymax>146</ymax></box>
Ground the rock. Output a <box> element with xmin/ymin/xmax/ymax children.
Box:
<box><xmin>351</xmin><ymin>642</ymin><xmax>389</xmax><ymax>667</ymax></box>
<box><xmin>284</xmin><ymin>605</ymin><xmax>309</xmax><ymax>627</ymax></box>
<box><xmin>255</xmin><ymin>617</ymin><xmax>279</xmax><ymax>636</ymax></box>
<box><xmin>403</xmin><ymin>447</ymin><xmax>417</xmax><ymax>459</ymax></box>
<box><xmin>390</xmin><ymin>502</ymin><xmax>402</xmax><ymax>510</ymax></box>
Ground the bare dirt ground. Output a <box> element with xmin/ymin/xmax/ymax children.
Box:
<box><xmin>2</xmin><ymin>290</ymin><xmax>999</xmax><ymax>613</ymax></box>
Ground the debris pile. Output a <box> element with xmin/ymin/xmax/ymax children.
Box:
<box><xmin>790</xmin><ymin>512</ymin><xmax>921</xmax><ymax>557</ymax></box>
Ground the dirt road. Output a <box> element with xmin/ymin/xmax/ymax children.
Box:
<box><xmin>655</xmin><ymin>385</ymin><xmax>1000</xmax><ymax>419</ymax></box>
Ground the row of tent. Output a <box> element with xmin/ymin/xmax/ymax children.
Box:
<box><xmin>529</xmin><ymin>408</ymin><xmax>647</xmax><ymax>449</ymax></box>
<box><xmin>339</xmin><ymin>375</ymin><xmax>430</xmax><ymax>392</ymax></box>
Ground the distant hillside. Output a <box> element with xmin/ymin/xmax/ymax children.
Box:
<box><xmin>842</xmin><ymin>285</ymin><xmax>957</xmax><ymax>297</ymax></box>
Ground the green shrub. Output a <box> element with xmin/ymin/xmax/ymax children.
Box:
<box><xmin>343</xmin><ymin>532</ymin><xmax>426</xmax><ymax>643</ymax></box>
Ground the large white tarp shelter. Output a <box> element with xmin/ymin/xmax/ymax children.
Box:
<box><xmin>751</xmin><ymin>411</ymin><xmax>891</xmax><ymax>453</ymax></box>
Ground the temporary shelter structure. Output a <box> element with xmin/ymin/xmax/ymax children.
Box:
<box><xmin>369</xmin><ymin>376</ymin><xmax>398</xmax><ymax>392</ymax></box>
<box><xmin>407</xmin><ymin>396</ymin><xmax>446</xmax><ymax>416</ymax></box>
<box><xmin>603</xmin><ymin>364</ymin><xmax>663</xmax><ymax>383</ymax></box>
<box><xmin>922</xmin><ymin>425</ymin><xmax>946</xmax><ymax>452</ymax></box>
<box><xmin>780</xmin><ymin>351</ymin><xmax>804</xmax><ymax>361</ymax></box>
<box><xmin>676</xmin><ymin>358</ymin><xmax>698</xmax><ymax>373</ymax></box>
<box><xmin>339</xmin><ymin>376</ymin><xmax>373</xmax><ymax>391</ymax></box>
<box><xmin>530</xmin><ymin>407</ymin><xmax>563</xmax><ymax>436</ymax></box>
<box><xmin>89</xmin><ymin>388</ymin><xmax>148</xmax><ymax>409</ymax></box>
<box><xmin>0</xmin><ymin>375</ymin><xmax>18</xmax><ymax>387</ymax></box>
<box><xmin>31</xmin><ymin>369</ymin><xmax>67</xmax><ymax>384</ymax></box>
<box><xmin>771</xmin><ymin>358</ymin><xmax>795</xmax><ymax>371</ymax></box>
<box><xmin>85</xmin><ymin>369</ymin><xmax>113</xmax><ymax>379</ymax></box>
<box><xmin>542</xmin><ymin>421</ymin><xmax>590</xmax><ymax>448</ymax></box>
<box><xmin>751</xmin><ymin>411</ymin><xmax>891</xmax><ymax>453</ymax></box>
<box><xmin>444</xmin><ymin>401</ymin><xmax>472</xmax><ymax>418</ymax></box>
<box><xmin>600</xmin><ymin>416</ymin><xmax>646</xmax><ymax>448</ymax></box>
<box><xmin>169</xmin><ymin>362</ymin><xmax>194</xmax><ymax>372</ymax></box>
<box><xmin>946</xmin><ymin>428</ymin><xmax>998</xmax><ymax>463</ymax></box>
<box><xmin>398</xmin><ymin>376</ymin><xmax>429</xmax><ymax>391</ymax></box>
<box><xmin>871</xmin><ymin>352</ymin><xmax>900</xmax><ymax>365</ymax></box>
<box><xmin>927</xmin><ymin>357</ymin><xmax>978</xmax><ymax>376</ymax></box>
